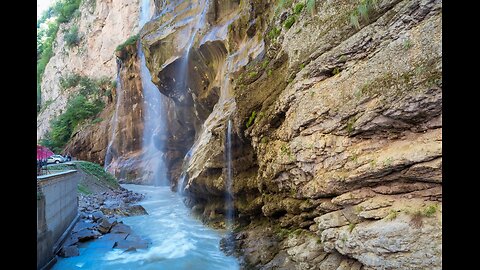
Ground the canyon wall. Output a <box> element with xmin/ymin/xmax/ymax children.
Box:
<box><xmin>37</xmin><ymin>0</ymin><xmax>141</xmax><ymax>163</ymax></box>
<box><xmin>39</xmin><ymin>0</ymin><xmax>442</xmax><ymax>268</ymax></box>
<box><xmin>140</xmin><ymin>0</ymin><xmax>442</xmax><ymax>269</ymax></box>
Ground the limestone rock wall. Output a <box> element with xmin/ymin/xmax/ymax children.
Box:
<box><xmin>139</xmin><ymin>0</ymin><xmax>442</xmax><ymax>269</ymax></box>
<box><xmin>37</xmin><ymin>0</ymin><xmax>140</xmax><ymax>141</ymax></box>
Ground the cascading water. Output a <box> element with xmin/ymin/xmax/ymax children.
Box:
<box><xmin>174</xmin><ymin>0</ymin><xmax>210</xmax><ymax>194</ymax></box>
<box><xmin>104</xmin><ymin>70</ymin><xmax>123</xmax><ymax>172</ymax></box>
<box><xmin>224</xmin><ymin>119</ymin><xmax>234</xmax><ymax>251</ymax></box>
<box><xmin>52</xmin><ymin>185</ymin><xmax>239</xmax><ymax>269</ymax></box>
<box><xmin>176</xmin><ymin>149</ymin><xmax>193</xmax><ymax>194</ymax></box>
<box><xmin>139</xmin><ymin>0</ymin><xmax>169</xmax><ymax>186</ymax></box>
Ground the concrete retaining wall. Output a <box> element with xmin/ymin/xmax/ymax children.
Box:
<box><xmin>37</xmin><ymin>170</ymin><xmax>80</xmax><ymax>270</ymax></box>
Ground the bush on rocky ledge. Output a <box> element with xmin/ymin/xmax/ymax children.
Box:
<box><xmin>115</xmin><ymin>34</ymin><xmax>139</xmax><ymax>52</ymax></box>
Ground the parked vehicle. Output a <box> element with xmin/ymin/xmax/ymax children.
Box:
<box><xmin>47</xmin><ymin>155</ymin><xmax>66</xmax><ymax>164</ymax></box>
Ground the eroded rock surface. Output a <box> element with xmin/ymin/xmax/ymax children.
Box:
<box><xmin>47</xmin><ymin>0</ymin><xmax>442</xmax><ymax>268</ymax></box>
<box><xmin>139</xmin><ymin>0</ymin><xmax>443</xmax><ymax>269</ymax></box>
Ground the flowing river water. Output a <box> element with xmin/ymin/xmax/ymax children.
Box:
<box><xmin>52</xmin><ymin>184</ymin><xmax>239</xmax><ymax>270</ymax></box>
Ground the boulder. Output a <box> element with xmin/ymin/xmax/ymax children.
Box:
<box><xmin>110</xmin><ymin>223</ymin><xmax>132</xmax><ymax>234</ymax></box>
<box><xmin>113</xmin><ymin>234</ymin><xmax>148</xmax><ymax>250</ymax></box>
<box><xmin>97</xmin><ymin>217</ymin><xmax>117</xmax><ymax>234</ymax></box>
<box><xmin>92</xmin><ymin>210</ymin><xmax>104</xmax><ymax>221</ymax></box>
<box><xmin>74</xmin><ymin>228</ymin><xmax>101</xmax><ymax>242</ymax></box>
<box><xmin>58</xmin><ymin>245</ymin><xmax>79</xmax><ymax>258</ymax></box>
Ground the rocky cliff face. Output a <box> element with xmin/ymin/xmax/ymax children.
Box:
<box><xmin>65</xmin><ymin>43</ymin><xmax>146</xmax><ymax>172</ymax></box>
<box><xmin>37</xmin><ymin>0</ymin><xmax>140</xmax><ymax>142</ymax></box>
<box><xmin>139</xmin><ymin>0</ymin><xmax>442</xmax><ymax>269</ymax></box>
<box><xmin>40</xmin><ymin>0</ymin><xmax>442</xmax><ymax>268</ymax></box>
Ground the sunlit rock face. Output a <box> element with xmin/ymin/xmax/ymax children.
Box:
<box><xmin>37</xmin><ymin>0</ymin><xmax>141</xmax><ymax>141</ymax></box>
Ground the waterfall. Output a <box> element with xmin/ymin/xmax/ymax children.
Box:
<box><xmin>139</xmin><ymin>0</ymin><xmax>169</xmax><ymax>186</ymax></box>
<box><xmin>224</xmin><ymin>118</ymin><xmax>234</xmax><ymax>251</ymax></box>
<box><xmin>174</xmin><ymin>0</ymin><xmax>210</xmax><ymax>193</ymax></box>
<box><xmin>104</xmin><ymin>69</ymin><xmax>123</xmax><ymax>172</ymax></box>
<box><xmin>176</xmin><ymin>149</ymin><xmax>193</xmax><ymax>194</ymax></box>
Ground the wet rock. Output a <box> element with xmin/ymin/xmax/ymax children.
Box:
<box><xmin>74</xmin><ymin>228</ymin><xmax>101</xmax><ymax>242</ymax></box>
<box><xmin>97</xmin><ymin>217</ymin><xmax>117</xmax><ymax>234</ymax></box>
<box><xmin>62</xmin><ymin>235</ymin><xmax>79</xmax><ymax>247</ymax></box>
<box><xmin>219</xmin><ymin>233</ymin><xmax>236</xmax><ymax>256</ymax></box>
<box><xmin>110</xmin><ymin>223</ymin><xmax>132</xmax><ymax>234</ymax></box>
<box><xmin>58</xmin><ymin>245</ymin><xmax>79</xmax><ymax>258</ymax></box>
<box><xmin>123</xmin><ymin>247</ymin><xmax>137</xmax><ymax>253</ymax></box>
<box><xmin>113</xmin><ymin>234</ymin><xmax>149</xmax><ymax>249</ymax></box>
<box><xmin>99</xmin><ymin>233</ymin><xmax>129</xmax><ymax>248</ymax></box>
<box><xmin>126</xmin><ymin>205</ymin><xmax>148</xmax><ymax>216</ymax></box>
<box><xmin>73</xmin><ymin>220</ymin><xmax>95</xmax><ymax>233</ymax></box>
<box><xmin>92</xmin><ymin>210</ymin><xmax>104</xmax><ymax>222</ymax></box>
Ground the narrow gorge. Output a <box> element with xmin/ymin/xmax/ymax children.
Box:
<box><xmin>37</xmin><ymin>0</ymin><xmax>442</xmax><ymax>269</ymax></box>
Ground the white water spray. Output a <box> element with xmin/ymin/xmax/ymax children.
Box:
<box><xmin>139</xmin><ymin>0</ymin><xmax>169</xmax><ymax>186</ymax></box>
<box><xmin>104</xmin><ymin>71</ymin><xmax>123</xmax><ymax>172</ymax></box>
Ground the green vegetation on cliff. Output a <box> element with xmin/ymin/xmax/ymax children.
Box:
<box><xmin>37</xmin><ymin>0</ymin><xmax>82</xmax><ymax>112</ymax></box>
<box><xmin>115</xmin><ymin>34</ymin><xmax>139</xmax><ymax>52</ymax></box>
<box><xmin>41</xmin><ymin>73</ymin><xmax>114</xmax><ymax>152</ymax></box>
<box><xmin>40</xmin><ymin>94</ymin><xmax>104</xmax><ymax>153</ymax></box>
<box><xmin>59</xmin><ymin>73</ymin><xmax>114</xmax><ymax>95</ymax></box>
<box><xmin>64</xmin><ymin>26</ymin><xmax>80</xmax><ymax>48</ymax></box>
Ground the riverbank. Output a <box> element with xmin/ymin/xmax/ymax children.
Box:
<box><xmin>56</xmin><ymin>186</ymin><xmax>149</xmax><ymax>258</ymax></box>
<box><xmin>53</xmin><ymin>184</ymin><xmax>239</xmax><ymax>269</ymax></box>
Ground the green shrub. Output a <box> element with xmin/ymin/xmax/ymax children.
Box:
<box><xmin>280</xmin><ymin>144</ymin><xmax>291</xmax><ymax>155</ymax></box>
<box><xmin>403</xmin><ymin>38</ymin><xmax>413</xmax><ymax>50</ymax></box>
<box><xmin>37</xmin><ymin>84</ymin><xmax>42</xmax><ymax>112</ymax></box>
<box><xmin>64</xmin><ymin>26</ymin><xmax>80</xmax><ymax>48</ymax></box>
<box><xmin>261</xmin><ymin>59</ymin><xmax>270</xmax><ymax>69</ymax></box>
<box><xmin>246</xmin><ymin>111</ymin><xmax>257</xmax><ymax>128</ymax></box>
<box><xmin>54</xmin><ymin>0</ymin><xmax>82</xmax><ymax>23</ymax></box>
<box><xmin>284</xmin><ymin>16</ymin><xmax>296</xmax><ymax>29</ymax></box>
<box><xmin>346</xmin><ymin>118</ymin><xmax>355</xmax><ymax>134</ymax></box>
<box><xmin>423</xmin><ymin>204</ymin><xmax>438</xmax><ymax>217</ymax></box>
<box><xmin>293</xmin><ymin>3</ymin><xmax>305</xmax><ymax>14</ymax></box>
<box><xmin>385</xmin><ymin>210</ymin><xmax>398</xmax><ymax>221</ymax></box>
<box><xmin>40</xmin><ymin>95</ymin><xmax>104</xmax><ymax>153</ymax></box>
<box><xmin>39</xmin><ymin>100</ymin><xmax>54</xmax><ymax>113</ymax></box>
<box><xmin>268</xmin><ymin>27</ymin><xmax>281</xmax><ymax>41</ymax></box>
<box><xmin>116</xmin><ymin>34</ymin><xmax>139</xmax><ymax>52</ymax></box>
<box><xmin>60</xmin><ymin>73</ymin><xmax>82</xmax><ymax>90</ymax></box>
